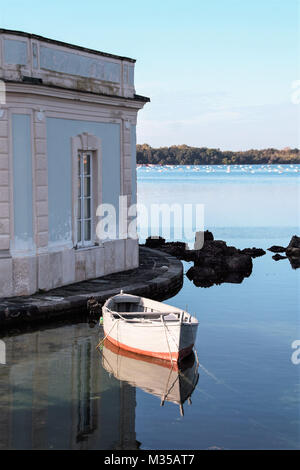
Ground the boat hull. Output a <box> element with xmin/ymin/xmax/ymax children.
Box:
<box><xmin>103</xmin><ymin>309</ymin><xmax>198</xmax><ymax>362</ymax></box>
<box><xmin>104</xmin><ymin>332</ymin><xmax>194</xmax><ymax>361</ymax></box>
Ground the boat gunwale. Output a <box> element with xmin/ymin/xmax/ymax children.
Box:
<box><xmin>103</xmin><ymin>307</ymin><xmax>198</xmax><ymax>326</ymax></box>
<box><xmin>102</xmin><ymin>293</ymin><xmax>198</xmax><ymax>326</ymax></box>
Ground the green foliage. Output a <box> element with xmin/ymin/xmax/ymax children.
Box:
<box><xmin>136</xmin><ymin>144</ymin><xmax>300</xmax><ymax>165</ymax></box>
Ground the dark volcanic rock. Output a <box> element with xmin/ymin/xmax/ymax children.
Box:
<box><xmin>186</xmin><ymin>266</ymin><xmax>218</xmax><ymax>288</ymax></box>
<box><xmin>266</xmin><ymin>236</ymin><xmax>300</xmax><ymax>269</ymax></box>
<box><xmin>145</xmin><ymin>231</ymin><xmax>265</xmax><ymax>286</ymax></box>
<box><xmin>285</xmin><ymin>235</ymin><xmax>300</xmax><ymax>269</ymax></box>
<box><xmin>160</xmin><ymin>241</ymin><xmax>188</xmax><ymax>258</ymax></box>
<box><xmin>287</xmin><ymin>235</ymin><xmax>300</xmax><ymax>249</ymax></box>
<box><xmin>203</xmin><ymin>230</ymin><xmax>214</xmax><ymax>241</ymax></box>
<box><xmin>186</xmin><ymin>252</ymin><xmax>253</xmax><ymax>287</ymax></box>
<box><xmin>222</xmin><ymin>272</ymin><xmax>247</xmax><ymax>284</ymax></box>
<box><xmin>288</xmin><ymin>257</ymin><xmax>300</xmax><ymax>269</ymax></box>
<box><xmin>225</xmin><ymin>254</ymin><xmax>253</xmax><ymax>275</ymax></box>
<box><xmin>186</xmin><ymin>247</ymin><xmax>252</xmax><ymax>288</ymax></box>
<box><xmin>286</xmin><ymin>247</ymin><xmax>300</xmax><ymax>258</ymax></box>
<box><xmin>286</xmin><ymin>237</ymin><xmax>300</xmax><ymax>257</ymax></box>
<box><xmin>241</xmin><ymin>247</ymin><xmax>266</xmax><ymax>258</ymax></box>
<box><xmin>268</xmin><ymin>245</ymin><xmax>286</xmax><ymax>253</ymax></box>
<box><xmin>272</xmin><ymin>254</ymin><xmax>287</xmax><ymax>261</ymax></box>
<box><xmin>145</xmin><ymin>236</ymin><xmax>166</xmax><ymax>248</ymax></box>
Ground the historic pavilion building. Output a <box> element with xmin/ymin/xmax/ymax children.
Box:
<box><xmin>0</xmin><ymin>29</ymin><xmax>149</xmax><ymax>297</ymax></box>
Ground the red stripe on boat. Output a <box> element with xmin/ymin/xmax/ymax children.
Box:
<box><xmin>104</xmin><ymin>332</ymin><xmax>193</xmax><ymax>363</ymax></box>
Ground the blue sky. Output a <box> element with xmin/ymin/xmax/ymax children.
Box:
<box><xmin>1</xmin><ymin>0</ymin><xmax>299</xmax><ymax>150</ymax></box>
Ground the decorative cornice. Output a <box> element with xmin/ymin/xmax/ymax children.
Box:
<box><xmin>4</xmin><ymin>81</ymin><xmax>150</xmax><ymax>109</ymax></box>
<box><xmin>0</xmin><ymin>28</ymin><xmax>136</xmax><ymax>63</ymax></box>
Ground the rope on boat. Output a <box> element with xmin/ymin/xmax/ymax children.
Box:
<box><xmin>190</xmin><ymin>314</ymin><xmax>199</xmax><ymax>367</ymax></box>
<box><xmin>96</xmin><ymin>319</ymin><xmax>120</xmax><ymax>350</ymax></box>
<box><xmin>161</xmin><ymin>315</ymin><xmax>174</xmax><ymax>367</ymax></box>
<box><xmin>105</xmin><ymin>307</ymin><xmax>128</xmax><ymax>322</ymax></box>
<box><xmin>163</xmin><ymin>321</ymin><xmax>180</xmax><ymax>350</ymax></box>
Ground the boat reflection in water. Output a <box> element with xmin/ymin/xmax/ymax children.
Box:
<box><xmin>101</xmin><ymin>339</ymin><xmax>199</xmax><ymax>416</ymax></box>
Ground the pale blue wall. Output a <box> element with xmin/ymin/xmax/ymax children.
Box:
<box><xmin>131</xmin><ymin>125</ymin><xmax>137</xmax><ymax>204</ymax></box>
<box><xmin>40</xmin><ymin>46</ymin><xmax>121</xmax><ymax>83</ymax></box>
<box><xmin>128</xmin><ymin>65</ymin><xmax>135</xmax><ymax>86</ymax></box>
<box><xmin>47</xmin><ymin>118</ymin><xmax>121</xmax><ymax>244</ymax></box>
<box><xmin>4</xmin><ymin>39</ymin><xmax>27</xmax><ymax>65</ymax></box>
<box><xmin>12</xmin><ymin>114</ymin><xmax>34</xmax><ymax>251</ymax></box>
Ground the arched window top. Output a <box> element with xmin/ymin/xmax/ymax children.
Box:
<box><xmin>72</xmin><ymin>132</ymin><xmax>101</xmax><ymax>152</ymax></box>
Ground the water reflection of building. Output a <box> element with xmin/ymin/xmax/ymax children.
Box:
<box><xmin>0</xmin><ymin>324</ymin><xmax>138</xmax><ymax>450</ymax></box>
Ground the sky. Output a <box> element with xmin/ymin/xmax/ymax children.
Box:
<box><xmin>1</xmin><ymin>0</ymin><xmax>299</xmax><ymax>150</ymax></box>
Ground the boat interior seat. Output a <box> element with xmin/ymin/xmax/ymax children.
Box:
<box><xmin>113</xmin><ymin>302</ymin><xmax>144</xmax><ymax>313</ymax></box>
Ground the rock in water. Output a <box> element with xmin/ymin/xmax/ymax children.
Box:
<box><xmin>225</xmin><ymin>254</ymin><xmax>253</xmax><ymax>275</ymax></box>
<box><xmin>145</xmin><ymin>236</ymin><xmax>166</xmax><ymax>248</ymax></box>
<box><xmin>272</xmin><ymin>254</ymin><xmax>287</xmax><ymax>261</ymax></box>
<box><xmin>267</xmin><ymin>245</ymin><xmax>286</xmax><ymax>253</ymax></box>
<box><xmin>186</xmin><ymin>251</ymin><xmax>252</xmax><ymax>287</ymax></box>
<box><xmin>286</xmin><ymin>247</ymin><xmax>300</xmax><ymax>258</ymax></box>
<box><xmin>288</xmin><ymin>257</ymin><xmax>300</xmax><ymax>269</ymax></box>
<box><xmin>286</xmin><ymin>235</ymin><xmax>300</xmax><ymax>258</ymax></box>
<box><xmin>241</xmin><ymin>247</ymin><xmax>266</xmax><ymax>258</ymax></box>
<box><xmin>287</xmin><ymin>235</ymin><xmax>300</xmax><ymax>249</ymax></box>
<box><xmin>285</xmin><ymin>235</ymin><xmax>300</xmax><ymax>269</ymax></box>
<box><xmin>144</xmin><ymin>231</ymin><xmax>265</xmax><ymax>286</ymax></box>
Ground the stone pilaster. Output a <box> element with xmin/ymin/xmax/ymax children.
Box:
<box><xmin>0</xmin><ymin>108</ymin><xmax>13</xmax><ymax>296</ymax></box>
<box><xmin>122</xmin><ymin>119</ymin><xmax>133</xmax><ymax>203</ymax></box>
<box><xmin>0</xmin><ymin>109</ymin><xmax>10</xmax><ymax>252</ymax></box>
<box><xmin>33</xmin><ymin>111</ymin><xmax>48</xmax><ymax>252</ymax></box>
<box><xmin>33</xmin><ymin>111</ymin><xmax>50</xmax><ymax>291</ymax></box>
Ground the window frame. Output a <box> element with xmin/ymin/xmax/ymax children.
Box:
<box><xmin>77</xmin><ymin>151</ymin><xmax>93</xmax><ymax>248</ymax></box>
<box><xmin>71</xmin><ymin>133</ymin><xmax>102</xmax><ymax>250</ymax></box>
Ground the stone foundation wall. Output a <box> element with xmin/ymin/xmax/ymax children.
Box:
<box><xmin>0</xmin><ymin>247</ymin><xmax>183</xmax><ymax>329</ymax></box>
<box><xmin>0</xmin><ymin>238</ymin><xmax>138</xmax><ymax>298</ymax></box>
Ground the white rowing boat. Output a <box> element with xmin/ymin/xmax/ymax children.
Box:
<box><xmin>102</xmin><ymin>291</ymin><xmax>198</xmax><ymax>363</ymax></box>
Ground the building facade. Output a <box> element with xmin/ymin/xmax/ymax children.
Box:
<box><xmin>0</xmin><ymin>29</ymin><xmax>149</xmax><ymax>297</ymax></box>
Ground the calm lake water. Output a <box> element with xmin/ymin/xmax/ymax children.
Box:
<box><xmin>0</xmin><ymin>164</ymin><xmax>299</xmax><ymax>450</ymax></box>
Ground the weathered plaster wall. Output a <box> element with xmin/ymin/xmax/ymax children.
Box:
<box><xmin>40</xmin><ymin>45</ymin><xmax>121</xmax><ymax>83</ymax></box>
<box><xmin>46</xmin><ymin>118</ymin><xmax>121</xmax><ymax>246</ymax></box>
<box><xmin>0</xmin><ymin>109</ymin><xmax>10</xmax><ymax>254</ymax></box>
<box><xmin>11</xmin><ymin>114</ymin><xmax>34</xmax><ymax>253</ymax></box>
<box><xmin>0</xmin><ymin>32</ymin><xmax>136</xmax><ymax>98</ymax></box>
<box><xmin>131</xmin><ymin>125</ymin><xmax>137</xmax><ymax>205</ymax></box>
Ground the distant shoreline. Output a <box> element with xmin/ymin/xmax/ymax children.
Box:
<box><xmin>136</xmin><ymin>163</ymin><xmax>300</xmax><ymax>166</ymax></box>
<box><xmin>136</xmin><ymin>144</ymin><xmax>300</xmax><ymax>165</ymax></box>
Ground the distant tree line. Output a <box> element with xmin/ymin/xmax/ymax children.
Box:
<box><xmin>136</xmin><ymin>144</ymin><xmax>300</xmax><ymax>165</ymax></box>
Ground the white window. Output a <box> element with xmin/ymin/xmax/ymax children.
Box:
<box><xmin>77</xmin><ymin>151</ymin><xmax>93</xmax><ymax>247</ymax></box>
<box><xmin>71</xmin><ymin>133</ymin><xmax>102</xmax><ymax>249</ymax></box>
